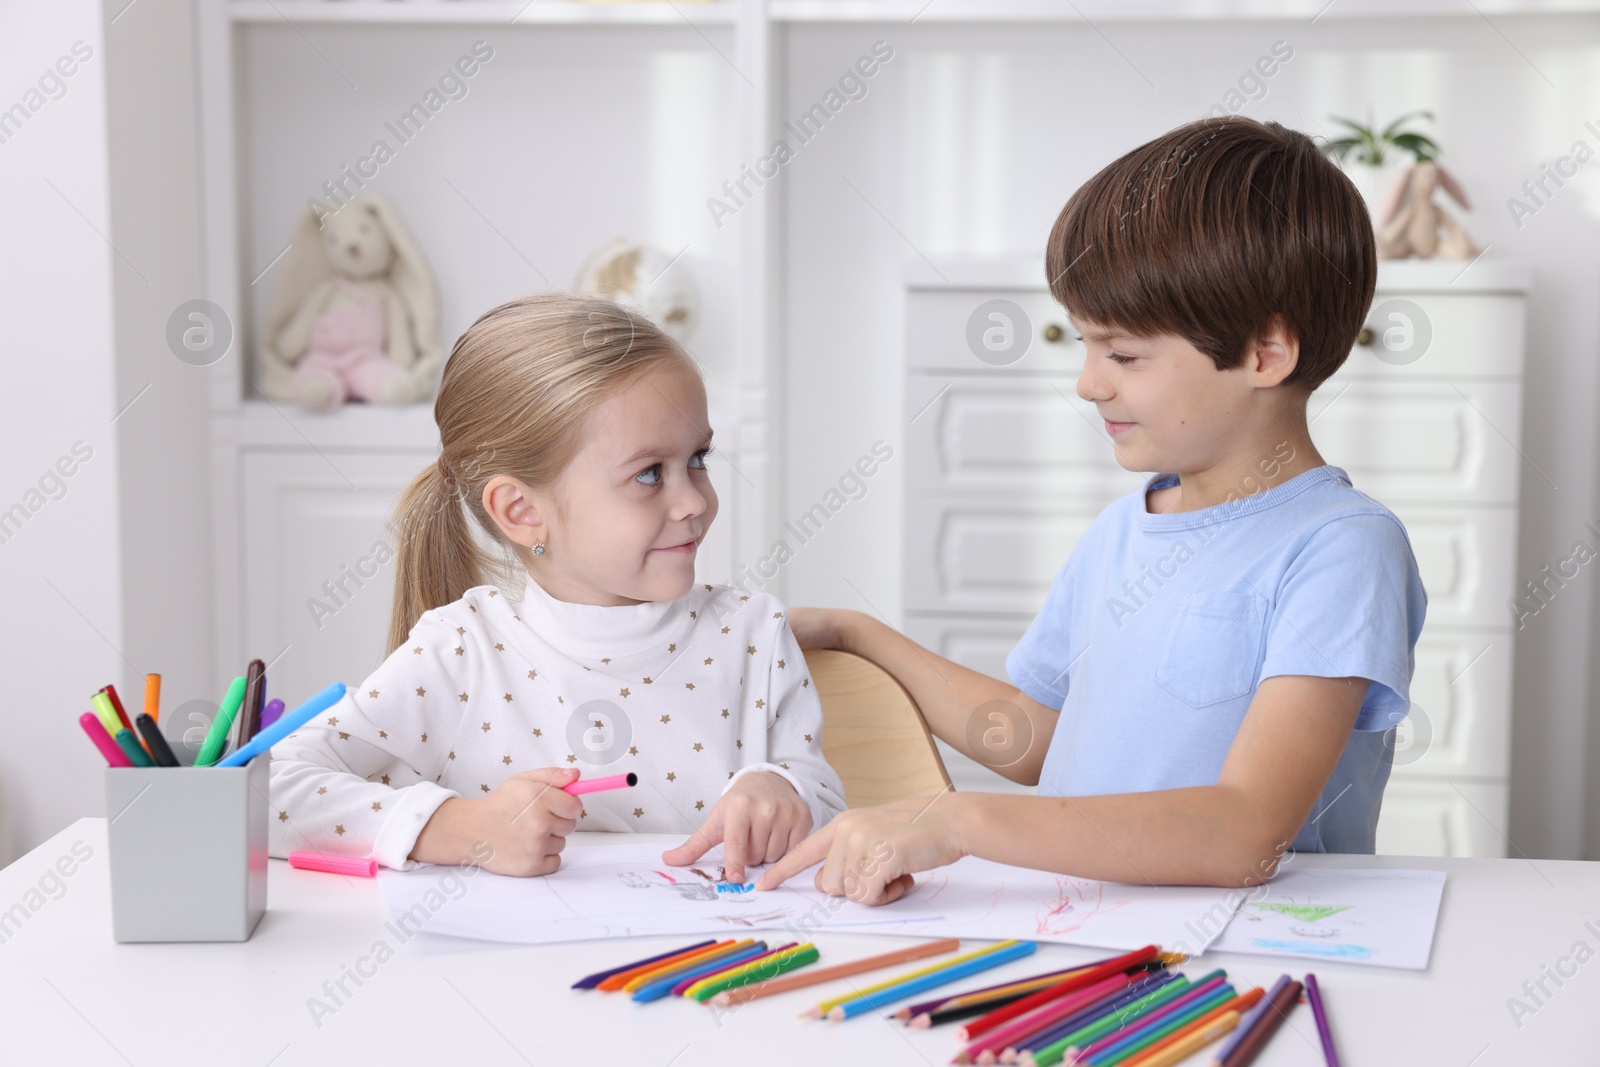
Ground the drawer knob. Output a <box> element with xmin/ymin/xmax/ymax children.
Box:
<box><xmin>1356</xmin><ymin>326</ymin><xmax>1374</xmax><ymax>346</ymax></box>
<box><xmin>1042</xmin><ymin>323</ymin><xmax>1066</xmax><ymax>343</ymax></box>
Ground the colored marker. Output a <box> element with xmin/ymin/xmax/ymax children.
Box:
<box><xmin>135</xmin><ymin>713</ymin><xmax>179</xmax><ymax>767</ymax></box>
<box><xmin>80</xmin><ymin>711</ymin><xmax>133</xmax><ymax>768</ymax></box>
<box><xmin>195</xmin><ymin>675</ymin><xmax>248</xmax><ymax>766</ymax></box>
<box><xmin>564</xmin><ymin>772</ymin><xmax>638</xmax><ymax>795</ymax></box>
<box><xmin>259</xmin><ymin>698</ymin><xmax>286</xmax><ymax>731</ymax></box>
<box><xmin>113</xmin><ymin>728</ymin><xmax>155</xmax><ymax>768</ymax></box>
<box><xmin>598</xmin><ymin>940</ymin><xmax>737</xmax><ymax>992</ymax></box>
<box><xmin>143</xmin><ymin>673</ymin><xmax>161</xmax><ymax>725</ymax></box>
<box><xmin>237</xmin><ymin>659</ymin><xmax>266</xmax><ymax>749</ymax></box>
<box><xmin>90</xmin><ymin>691</ymin><xmax>122</xmax><ymax>736</ymax></box>
<box><xmin>633</xmin><ymin>943</ymin><xmax>769</xmax><ymax>1002</ymax></box>
<box><xmin>101</xmin><ymin>684</ymin><xmax>133</xmax><ymax>733</ymax></box>
<box><xmin>675</xmin><ymin>942</ymin><xmax>797</xmax><ymax>997</ymax></box>
<box><xmin>692</xmin><ymin>944</ymin><xmax>819</xmax><ymax>1002</ymax></box>
<box><xmin>215</xmin><ymin>682</ymin><xmax>346</xmax><ymax>768</ymax></box>
<box><xmin>289</xmin><ymin>851</ymin><xmax>378</xmax><ymax>877</ymax></box>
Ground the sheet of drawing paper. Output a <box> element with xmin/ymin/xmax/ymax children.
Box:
<box><xmin>380</xmin><ymin>842</ymin><xmax>1244</xmax><ymax>953</ymax></box>
<box><xmin>1208</xmin><ymin>867</ymin><xmax>1447</xmax><ymax>969</ymax></box>
<box><xmin>835</xmin><ymin>854</ymin><xmax>1246</xmax><ymax>954</ymax></box>
<box><xmin>379</xmin><ymin>843</ymin><xmax>943</xmax><ymax>945</ymax></box>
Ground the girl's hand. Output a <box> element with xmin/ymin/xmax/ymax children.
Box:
<box><xmin>753</xmin><ymin>792</ymin><xmax>968</xmax><ymax>905</ymax></box>
<box><xmin>411</xmin><ymin>766</ymin><xmax>585</xmax><ymax>876</ymax></box>
<box><xmin>787</xmin><ymin>607</ymin><xmax>853</xmax><ymax>651</ymax></box>
<box><xmin>662</xmin><ymin>771</ymin><xmax>812</xmax><ymax>883</ymax></box>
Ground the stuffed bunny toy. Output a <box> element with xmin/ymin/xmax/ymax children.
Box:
<box><xmin>258</xmin><ymin>193</ymin><xmax>441</xmax><ymax>409</ymax></box>
<box><xmin>1376</xmin><ymin>161</ymin><xmax>1479</xmax><ymax>261</ymax></box>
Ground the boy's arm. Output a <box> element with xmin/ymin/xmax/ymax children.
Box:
<box><xmin>758</xmin><ymin>673</ymin><xmax>1367</xmax><ymax>897</ymax></box>
<box><xmin>812</xmin><ymin>608</ymin><xmax>1062</xmax><ymax>787</ymax></box>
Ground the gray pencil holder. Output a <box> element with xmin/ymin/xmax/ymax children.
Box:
<box><xmin>104</xmin><ymin>753</ymin><xmax>268</xmax><ymax>942</ymax></box>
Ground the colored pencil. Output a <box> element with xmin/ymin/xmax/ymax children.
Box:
<box><xmin>79</xmin><ymin>711</ymin><xmax>133</xmax><ymax>768</ymax></box>
<box><xmin>916</xmin><ymin>960</ymin><xmax>1169</xmax><ymax>1029</ymax></box>
<box><xmin>143</xmin><ymin>673</ymin><xmax>161</xmax><ymax>725</ymax></box>
<box><xmin>676</xmin><ymin>942</ymin><xmax>796</xmax><ymax>997</ymax></box>
<box><xmin>621</xmin><ymin>940</ymin><xmax>758</xmax><ymax>993</ymax></box>
<box><xmin>957</xmin><ymin>973</ymin><xmax>1139</xmax><ymax>1065</ymax></box>
<box><xmin>1088</xmin><ymin>988</ymin><xmax>1262</xmax><ymax>1066</ymax></box>
<box><xmin>714</xmin><ymin>938</ymin><xmax>961</xmax><ymax>1006</ymax></box>
<box><xmin>1211</xmin><ymin>975</ymin><xmax>1288</xmax><ymax>1065</ymax></box>
<box><xmin>634</xmin><ymin>942</ymin><xmax>768</xmax><ymax>1002</ymax></box>
<box><xmin>1067</xmin><ymin>971</ymin><xmax>1229</xmax><ymax>1063</ymax></box>
<box><xmin>596</xmin><ymin>939</ymin><xmax>737</xmax><ymax>992</ymax></box>
<box><xmin>828</xmin><ymin>941</ymin><xmax>1038</xmax><ymax>1021</ymax></box>
<box><xmin>805</xmin><ymin>940</ymin><xmax>1013</xmax><ymax>1019</ymax></box>
<box><xmin>1003</xmin><ymin>973</ymin><xmax>1184</xmax><ymax>1064</ymax></box>
<box><xmin>572</xmin><ymin>941</ymin><xmax>717</xmax><ymax>990</ymax></box>
<box><xmin>1304</xmin><ymin>974</ymin><xmax>1340</xmax><ymax>1066</ymax></box>
<box><xmin>1015</xmin><ymin>974</ymin><xmax>1193</xmax><ymax>1067</ymax></box>
<box><xmin>1215</xmin><ymin>980</ymin><xmax>1300</xmax><ymax>1067</ymax></box>
<box><xmin>692</xmin><ymin>945</ymin><xmax>820</xmax><ymax>1002</ymax></box>
<box><xmin>956</xmin><ymin>946</ymin><xmax>1160</xmax><ymax>1042</ymax></box>
<box><xmin>901</xmin><ymin>962</ymin><xmax>1100</xmax><ymax>1021</ymax></box>
<box><xmin>1116</xmin><ymin>1010</ymin><xmax>1242</xmax><ymax>1067</ymax></box>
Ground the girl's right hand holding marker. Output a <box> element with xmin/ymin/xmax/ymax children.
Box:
<box><xmin>410</xmin><ymin>766</ymin><xmax>585</xmax><ymax>876</ymax></box>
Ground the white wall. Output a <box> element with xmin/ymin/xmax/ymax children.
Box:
<box><xmin>0</xmin><ymin>1</ymin><xmax>123</xmax><ymax>861</ymax></box>
<box><xmin>776</xmin><ymin>16</ymin><xmax>1600</xmax><ymax>860</ymax></box>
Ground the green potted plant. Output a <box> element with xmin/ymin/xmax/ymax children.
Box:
<box><xmin>1320</xmin><ymin>110</ymin><xmax>1442</xmax><ymax>222</ymax></box>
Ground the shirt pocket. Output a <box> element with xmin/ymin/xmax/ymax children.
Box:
<box><xmin>1155</xmin><ymin>591</ymin><xmax>1269</xmax><ymax>708</ymax></box>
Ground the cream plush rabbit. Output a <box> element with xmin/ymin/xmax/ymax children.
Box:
<box><xmin>258</xmin><ymin>194</ymin><xmax>441</xmax><ymax>409</ymax></box>
<box><xmin>1376</xmin><ymin>161</ymin><xmax>1479</xmax><ymax>261</ymax></box>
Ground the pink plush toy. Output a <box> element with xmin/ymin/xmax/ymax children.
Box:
<box><xmin>258</xmin><ymin>193</ymin><xmax>441</xmax><ymax>410</ymax></box>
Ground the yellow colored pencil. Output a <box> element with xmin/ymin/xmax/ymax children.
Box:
<box><xmin>683</xmin><ymin>943</ymin><xmax>815</xmax><ymax>999</ymax></box>
<box><xmin>804</xmin><ymin>940</ymin><xmax>1022</xmax><ymax>1019</ymax></box>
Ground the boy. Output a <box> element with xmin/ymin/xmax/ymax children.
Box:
<box><xmin>756</xmin><ymin>116</ymin><xmax>1427</xmax><ymax>903</ymax></box>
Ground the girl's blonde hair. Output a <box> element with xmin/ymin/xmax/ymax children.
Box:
<box><xmin>386</xmin><ymin>291</ymin><xmax>696</xmax><ymax>654</ymax></box>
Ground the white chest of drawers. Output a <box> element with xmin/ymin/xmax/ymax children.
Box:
<box><xmin>901</xmin><ymin>258</ymin><xmax>1529</xmax><ymax>858</ymax></box>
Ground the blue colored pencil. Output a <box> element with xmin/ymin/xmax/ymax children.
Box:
<box><xmin>827</xmin><ymin>941</ymin><xmax>1038</xmax><ymax>1021</ymax></box>
<box><xmin>632</xmin><ymin>943</ymin><xmax>769</xmax><ymax>1003</ymax></box>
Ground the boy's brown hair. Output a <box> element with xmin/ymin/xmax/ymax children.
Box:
<box><xmin>1045</xmin><ymin>116</ymin><xmax>1375</xmax><ymax>391</ymax></box>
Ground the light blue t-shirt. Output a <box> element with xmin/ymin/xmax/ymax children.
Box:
<box><xmin>1006</xmin><ymin>465</ymin><xmax>1427</xmax><ymax>854</ymax></box>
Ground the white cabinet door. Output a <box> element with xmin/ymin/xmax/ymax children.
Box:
<box><xmin>1375</xmin><ymin>780</ymin><xmax>1509</xmax><ymax>858</ymax></box>
<box><xmin>240</xmin><ymin>450</ymin><xmax>434</xmax><ymax>710</ymax></box>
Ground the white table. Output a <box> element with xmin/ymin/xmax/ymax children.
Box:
<box><xmin>2</xmin><ymin>820</ymin><xmax>1596</xmax><ymax>1064</ymax></box>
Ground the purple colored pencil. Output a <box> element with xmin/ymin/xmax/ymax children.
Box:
<box><xmin>570</xmin><ymin>939</ymin><xmax>716</xmax><ymax>990</ymax></box>
<box><xmin>1214</xmin><ymin>974</ymin><xmax>1290</xmax><ymax>1062</ymax></box>
<box><xmin>1304</xmin><ymin>973</ymin><xmax>1341</xmax><ymax>1066</ymax></box>
<box><xmin>1009</xmin><ymin>969</ymin><xmax>1181</xmax><ymax>1055</ymax></box>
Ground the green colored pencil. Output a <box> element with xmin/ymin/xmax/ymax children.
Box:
<box><xmin>1023</xmin><ymin>977</ymin><xmax>1192</xmax><ymax>1066</ymax></box>
<box><xmin>692</xmin><ymin>945</ymin><xmax>820</xmax><ymax>1001</ymax></box>
<box><xmin>1090</xmin><ymin>985</ymin><xmax>1236</xmax><ymax>1065</ymax></box>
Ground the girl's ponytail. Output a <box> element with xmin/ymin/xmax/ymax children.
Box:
<box><xmin>384</xmin><ymin>291</ymin><xmax>697</xmax><ymax>655</ymax></box>
<box><xmin>386</xmin><ymin>456</ymin><xmax>496</xmax><ymax>655</ymax></box>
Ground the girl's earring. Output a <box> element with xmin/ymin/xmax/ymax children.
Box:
<box><xmin>533</xmin><ymin>541</ymin><xmax>546</xmax><ymax>557</ymax></box>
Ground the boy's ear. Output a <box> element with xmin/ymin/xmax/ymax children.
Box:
<box><xmin>482</xmin><ymin>476</ymin><xmax>549</xmax><ymax>550</ymax></box>
<box><xmin>1246</xmin><ymin>316</ymin><xmax>1300</xmax><ymax>388</ymax></box>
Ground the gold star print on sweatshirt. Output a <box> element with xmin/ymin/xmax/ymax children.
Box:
<box><xmin>267</xmin><ymin>576</ymin><xmax>846</xmax><ymax>869</ymax></box>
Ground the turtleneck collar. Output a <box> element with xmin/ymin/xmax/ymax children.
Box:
<box><xmin>510</xmin><ymin>571</ymin><xmax>687</xmax><ymax>661</ymax></box>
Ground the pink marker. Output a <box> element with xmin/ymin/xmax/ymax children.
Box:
<box><xmin>289</xmin><ymin>851</ymin><xmax>378</xmax><ymax>877</ymax></box>
<box><xmin>80</xmin><ymin>711</ymin><xmax>134</xmax><ymax>768</ymax></box>
<box><xmin>563</xmin><ymin>771</ymin><xmax>638</xmax><ymax>796</ymax></box>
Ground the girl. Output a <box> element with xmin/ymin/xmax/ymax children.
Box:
<box><xmin>268</xmin><ymin>293</ymin><xmax>846</xmax><ymax>882</ymax></box>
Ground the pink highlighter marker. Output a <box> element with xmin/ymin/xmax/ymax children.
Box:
<box><xmin>563</xmin><ymin>772</ymin><xmax>638</xmax><ymax>796</ymax></box>
<box><xmin>289</xmin><ymin>851</ymin><xmax>378</xmax><ymax>877</ymax></box>
<box><xmin>81</xmin><ymin>711</ymin><xmax>135</xmax><ymax>768</ymax></box>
